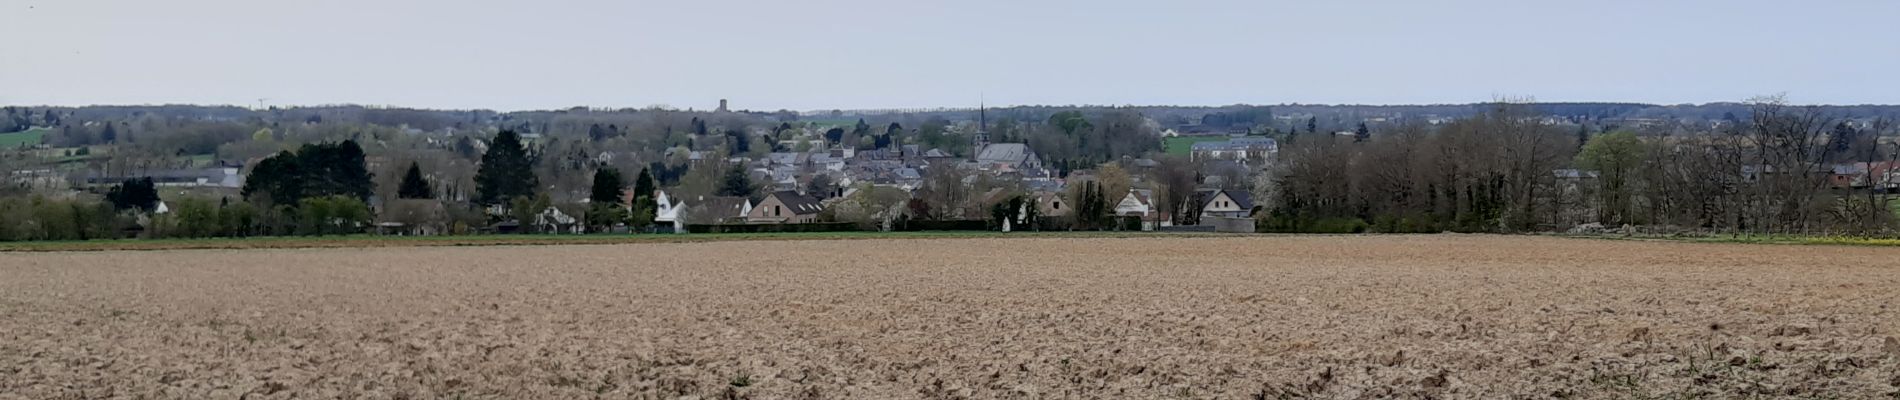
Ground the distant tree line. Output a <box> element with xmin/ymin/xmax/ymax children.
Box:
<box><xmin>1261</xmin><ymin>97</ymin><xmax>1900</xmax><ymax>236</ymax></box>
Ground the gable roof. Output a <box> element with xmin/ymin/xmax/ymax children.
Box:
<box><xmin>1124</xmin><ymin>189</ymin><xmax>1154</xmax><ymax>207</ymax></box>
<box><xmin>976</xmin><ymin>143</ymin><xmax>1033</xmax><ymax>165</ymax></box>
<box><xmin>767</xmin><ymin>190</ymin><xmax>824</xmax><ymax>215</ymax></box>
<box><xmin>1223</xmin><ymin>190</ymin><xmax>1253</xmax><ymax>210</ymax></box>
<box><xmin>766</xmin><ymin>152</ymin><xmax>810</xmax><ymax>166</ymax></box>
<box><xmin>1201</xmin><ymin>189</ymin><xmax>1254</xmax><ymax>210</ymax></box>
<box><xmin>696</xmin><ymin>196</ymin><xmax>752</xmax><ymax>217</ymax></box>
<box><xmin>893</xmin><ymin>167</ymin><xmax>922</xmax><ymax>180</ymax></box>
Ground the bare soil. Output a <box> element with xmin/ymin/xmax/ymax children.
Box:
<box><xmin>3</xmin><ymin>235</ymin><xmax>1898</xmax><ymax>399</ymax></box>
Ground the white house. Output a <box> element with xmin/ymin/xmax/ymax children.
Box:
<box><xmin>1198</xmin><ymin>189</ymin><xmax>1255</xmax><ymax>220</ymax></box>
<box><xmin>653</xmin><ymin>191</ymin><xmax>684</xmax><ymax>232</ymax></box>
<box><xmin>534</xmin><ymin>206</ymin><xmax>581</xmax><ymax>234</ymax></box>
<box><xmin>1188</xmin><ymin>137</ymin><xmax>1277</xmax><ymax>166</ymax></box>
<box><xmin>1115</xmin><ymin>189</ymin><xmax>1167</xmax><ymax>230</ymax></box>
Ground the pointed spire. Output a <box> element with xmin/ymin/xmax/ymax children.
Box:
<box><xmin>973</xmin><ymin>96</ymin><xmax>990</xmax><ymax>157</ymax></box>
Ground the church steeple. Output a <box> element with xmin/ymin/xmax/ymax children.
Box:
<box><xmin>972</xmin><ymin>100</ymin><xmax>990</xmax><ymax>155</ymax></box>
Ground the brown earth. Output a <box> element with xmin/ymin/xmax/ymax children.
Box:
<box><xmin>3</xmin><ymin>235</ymin><xmax>1899</xmax><ymax>399</ymax></box>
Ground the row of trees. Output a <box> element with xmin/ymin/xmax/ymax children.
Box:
<box><xmin>152</xmin><ymin>196</ymin><xmax>373</xmax><ymax>238</ymax></box>
<box><xmin>0</xmin><ymin>194</ymin><xmax>376</xmax><ymax>241</ymax></box>
<box><xmin>1263</xmin><ymin>98</ymin><xmax>1898</xmax><ymax>235</ymax></box>
<box><xmin>1574</xmin><ymin>101</ymin><xmax>1897</xmax><ymax>235</ymax></box>
<box><xmin>242</xmin><ymin>141</ymin><xmax>374</xmax><ymax>206</ymax></box>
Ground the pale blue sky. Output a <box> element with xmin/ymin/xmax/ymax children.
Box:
<box><xmin>3</xmin><ymin>0</ymin><xmax>1896</xmax><ymax>111</ymax></box>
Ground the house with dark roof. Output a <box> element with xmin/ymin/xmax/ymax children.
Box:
<box><xmin>765</xmin><ymin>152</ymin><xmax>812</xmax><ymax>170</ymax></box>
<box><xmin>1198</xmin><ymin>189</ymin><xmax>1255</xmax><ymax>219</ymax></box>
<box><xmin>748</xmin><ymin>190</ymin><xmax>825</xmax><ymax>224</ymax></box>
<box><xmin>973</xmin><ymin>143</ymin><xmax>1042</xmax><ymax>172</ymax></box>
<box><xmin>679</xmin><ymin>195</ymin><xmax>753</xmax><ymax>225</ymax></box>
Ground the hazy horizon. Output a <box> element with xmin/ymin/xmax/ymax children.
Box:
<box><xmin>4</xmin><ymin>0</ymin><xmax>1897</xmax><ymax>111</ymax></box>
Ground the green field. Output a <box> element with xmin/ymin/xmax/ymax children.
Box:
<box><xmin>1161</xmin><ymin>135</ymin><xmax>1230</xmax><ymax>156</ymax></box>
<box><xmin>0</xmin><ymin>127</ymin><xmax>49</xmax><ymax>148</ymax></box>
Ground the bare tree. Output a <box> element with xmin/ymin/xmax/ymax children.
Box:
<box><xmin>1741</xmin><ymin>96</ymin><xmax>1838</xmax><ymax>234</ymax></box>
<box><xmin>917</xmin><ymin>165</ymin><xmax>975</xmax><ymax>220</ymax></box>
<box><xmin>1150</xmin><ymin>155</ymin><xmax>1201</xmax><ymax>223</ymax></box>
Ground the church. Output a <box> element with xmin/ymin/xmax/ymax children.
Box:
<box><xmin>968</xmin><ymin>105</ymin><xmax>1042</xmax><ymax>172</ymax></box>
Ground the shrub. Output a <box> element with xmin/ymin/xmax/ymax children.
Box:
<box><xmin>893</xmin><ymin>219</ymin><xmax>990</xmax><ymax>231</ymax></box>
<box><xmin>685</xmin><ymin>222</ymin><xmax>860</xmax><ymax>234</ymax></box>
<box><xmin>1371</xmin><ymin>215</ymin><xmax>1441</xmax><ymax>233</ymax></box>
<box><xmin>1259</xmin><ymin>214</ymin><xmax>1369</xmax><ymax>234</ymax></box>
<box><xmin>296</xmin><ymin>195</ymin><xmax>372</xmax><ymax>236</ymax></box>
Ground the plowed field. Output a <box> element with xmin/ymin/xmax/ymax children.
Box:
<box><xmin>3</xmin><ymin>235</ymin><xmax>1898</xmax><ymax>398</ymax></box>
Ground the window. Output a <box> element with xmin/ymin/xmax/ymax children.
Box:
<box><xmin>775</xmin><ymin>205</ymin><xmax>782</xmax><ymax>216</ymax></box>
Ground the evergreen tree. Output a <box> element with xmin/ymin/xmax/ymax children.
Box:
<box><xmin>453</xmin><ymin>136</ymin><xmax>478</xmax><ymax>158</ymax></box>
<box><xmin>1022</xmin><ymin>195</ymin><xmax>1042</xmax><ymax>231</ymax></box>
<box><xmin>1306</xmin><ymin>117</ymin><xmax>1317</xmax><ymax>134</ymax></box>
<box><xmin>633</xmin><ymin>167</ymin><xmax>656</xmax><ymax>200</ymax></box>
<box><xmin>853</xmin><ymin>118</ymin><xmax>872</xmax><ymax>137</ymax></box>
<box><xmin>717</xmin><ymin>166</ymin><xmax>753</xmax><ymax>197</ymax></box>
<box><xmin>823</xmin><ymin>127</ymin><xmax>845</xmax><ymax>145</ymax></box>
<box><xmin>726</xmin><ymin>129</ymin><xmax>750</xmax><ymax>154</ymax></box>
<box><xmin>1354</xmin><ymin>122</ymin><xmax>1371</xmax><ymax>143</ymax></box>
<box><xmin>105</xmin><ymin>178</ymin><xmax>160</xmax><ymax>212</ymax></box>
<box><xmin>589</xmin><ymin>168</ymin><xmax>626</xmax><ymax>204</ymax></box>
<box><xmin>397</xmin><ymin>161</ymin><xmax>434</xmax><ymax>199</ymax></box>
<box><xmin>588</xmin><ymin>123</ymin><xmax>608</xmax><ymax>141</ymax></box>
<box><xmin>241</xmin><ymin>141</ymin><xmax>374</xmax><ymax>205</ymax></box>
<box><xmin>880</xmin><ymin>122</ymin><xmax>904</xmax><ymax>150</ymax></box>
<box><xmin>100</xmin><ymin>123</ymin><xmax>117</xmax><ymax>143</ymax></box>
<box><xmin>299</xmin><ymin>140</ymin><xmax>374</xmax><ymax>202</ymax></box>
<box><xmin>585</xmin><ymin>168</ymin><xmax>628</xmax><ymax>232</ymax></box>
<box><xmin>475</xmin><ymin>130</ymin><xmax>539</xmax><ymax>206</ymax></box>
<box><xmin>1576</xmin><ymin>124</ymin><xmax>1590</xmax><ymax>151</ymax></box>
<box><xmin>243</xmin><ymin>150</ymin><xmax>305</xmax><ymax>205</ymax></box>
<box><xmin>627</xmin><ymin>167</ymin><xmax>658</xmax><ymax>230</ymax></box>
<box><xmin>1830</xmin><ymin>122</ymin><xmax>1859</xmax><ymax>155</ymax></box>
<box><xmin>1075</xmin><ymin>182</ymin><xmax>1096</xmax><ymax>230</ymax></box>
<box><xmin>1064</xmin><ymin>181</ymin><xmax>1112</xmax><ymax>230</ymax></box>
